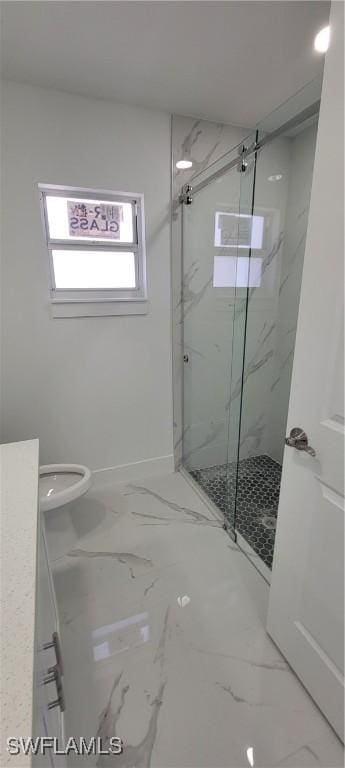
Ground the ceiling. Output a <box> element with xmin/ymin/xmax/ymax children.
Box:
<box><xmin>1</xmin><ymin>1</ymin><xmax>330</xmax><ymax>127</ymax></box>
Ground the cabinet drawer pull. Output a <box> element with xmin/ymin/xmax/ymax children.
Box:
<box><xmin>43</xmin><ymin>671</ymin><xmax>56</xmax><ymax>685</ymax></box>
<box><xmin>43</xmin><ymin>631</ymin><xmax>64</xmax><ymax>675</ymax></box>
<box><xmin>48</xmin><ymin>696</ymin><xmax>65</xmax><ymax>712</ymax></box>
<box><xmin>44</xmin><ymin>665</ymin><xmax>66</xmax><ymax>713</ymax></box>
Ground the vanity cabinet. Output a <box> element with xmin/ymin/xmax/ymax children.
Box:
<box><xmin>1</xmin><ymin>440</ymin><xmax>67</xmax><ymax>768</ymax></box>
<box><xmin>32</xmin><ymin>524</ymin><xmax>66</xmax><ymax>767</ymax></box>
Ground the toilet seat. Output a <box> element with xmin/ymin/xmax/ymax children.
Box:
<box><xmin>39</xmin><ymin>463</ymin><xmax>92</xmax><ymax>512</ymax></box>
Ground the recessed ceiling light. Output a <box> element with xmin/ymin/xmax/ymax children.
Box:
<box><xmin>314</xmin><ymin>25</ymin><xmax>330</xmax><ymax>53</ymax></box>
<box><xmin>176</xmin><ymin>159</ymin><xmax>193</xmax><ymax>170</ymax></box>
<box><xmin>268</xmin><ymin>174</ymin><xmax>283</xmax><ymax>182</ymax></box>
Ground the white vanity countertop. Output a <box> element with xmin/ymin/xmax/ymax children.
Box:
<box><xmin>1</xmin><ymin>439</ymin><xmax>39</xmax><ymax>766</ymax></box>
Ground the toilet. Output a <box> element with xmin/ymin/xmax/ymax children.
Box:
<box><xmin>39</xmin><ymin>464</ymin><xmax>92</xmax><ymax>512</ymax></box>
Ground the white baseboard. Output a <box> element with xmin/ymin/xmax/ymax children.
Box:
<box><xmin>92</xmin><ymin>454</ymin><xmax>175</xmax><ymax>487</ymax></box>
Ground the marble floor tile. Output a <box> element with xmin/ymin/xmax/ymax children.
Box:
<box><xmin>45</xmin><ymin>471</ymin><xmax>343</xmax><ymax>768</ymax></box>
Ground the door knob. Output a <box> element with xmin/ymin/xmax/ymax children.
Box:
<box><xmin>285</xmin><ymin>427</ymin><xmax>316</xmax><ymax>457</ymax></box>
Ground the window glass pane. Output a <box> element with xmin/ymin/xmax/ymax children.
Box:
<box><xmin>46</xmin><ymin>196</ymin><xmax>135</xmax><ymax>243</ymax></box>
<box><xmin>52</xmin><ymin>250</ymin><xmax>136</xmax><ymax>289</ymax></box>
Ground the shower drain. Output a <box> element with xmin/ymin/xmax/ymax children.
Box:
<box><xmin>259</xmin><ymin>513</ymin><xmax>277</xmax><ymax>530</ymax></box>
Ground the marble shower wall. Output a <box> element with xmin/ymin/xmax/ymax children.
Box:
<box><xmin>236</xmin><ymin>136</ymin><xmax>292</xmax><ymax>464</ymax></box>
<box><xmin>172</xmin><ymin>114</ymin><xmax>318</xmax><ymax>472</ymax></box>
<box><xmin>238</xmin><ymin>122</ymin><xmax>318</xmax><ymax>465</ymax></box>
<box><xmin>262</xmin><ymin>122</ymin><xmax>318</xmax><ymax>462</ymax></box>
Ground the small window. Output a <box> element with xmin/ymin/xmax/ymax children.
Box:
<box><xmin>39</xmin><ymin>185</ymin><xmax>147</xmax><ymax>313</ymax></box>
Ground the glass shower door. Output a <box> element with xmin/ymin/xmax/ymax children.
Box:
<box><xmin>181</xmin><ymin>138</ymin><xmax>256</xmax><ymax>538</ymax></box>
<box><xmin>235</xmin><ymin>90</ymin><xmax>320</xmax><ymax>571</ymax></box>
<box><xmin>180</xmin><ymin>78</ymin><xmax>322</xmax><ymax>570</ymax></box>
<box><xmin>222</xmin><ymin>133</ymin><xmax>258</xmax><ymax>536</ymax></box>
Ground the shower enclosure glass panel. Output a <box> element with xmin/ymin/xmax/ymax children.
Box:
<box><xmin>180</xmin><ymin>78</ymin><xmax>321</xmax><ymax>570</ymax></box>
<box><xmin>236</xmin><ymin>109</ymin><xmax>319</xmax><ymax>569</ymax></box>
<box><xmin>222</xmin><ymin>132</ymin><xmax>258</xmax><ymax>536</ymax></box>
<box><xmin>181</xmin><ymin>142</ymin><xmax>251</xmax><ymax>537</ymax></box>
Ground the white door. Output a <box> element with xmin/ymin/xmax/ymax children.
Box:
<box><xmin>267</xmin><ymin>0</ymin><xmax>344</xmax><ymax>742</ymax></box>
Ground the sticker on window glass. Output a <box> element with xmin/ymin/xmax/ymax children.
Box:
<box><xmin>68</xmin><ymin>201</ymin><xmax>122</xmax><ymax>239</ymax></box>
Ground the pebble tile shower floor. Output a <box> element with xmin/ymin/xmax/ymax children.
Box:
<box><xmin>190</xmin><ymin>455</ymin><xmax>282</xmax><ymax>569</ymax></box>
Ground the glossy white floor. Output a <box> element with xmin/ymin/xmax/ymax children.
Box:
<box><xmin>44</xmin><ymin>471</ymin><xmax>343</xmax><ymax>768</ymax></box>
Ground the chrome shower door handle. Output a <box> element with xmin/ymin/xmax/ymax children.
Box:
<box><xmin>285</xmin><ymin>427</ymin><xmax>316</xmax><ymax>457</ymax></box>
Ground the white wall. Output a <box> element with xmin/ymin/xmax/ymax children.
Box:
<box><xmin>1</xmin><ymin>81</ymin><xmax>173</xmax><ymax>472</ymax></box>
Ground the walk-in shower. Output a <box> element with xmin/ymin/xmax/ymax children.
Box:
<box><xmin>172</xmin><ymin>79</ymin><xmax>322</xmax><ymax>578</ymax></box>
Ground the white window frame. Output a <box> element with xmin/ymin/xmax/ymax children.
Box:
<box><xmin>39</xmin><ymin>184</ymin><xmax>148</xmax><ymax>317</ymax></box>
